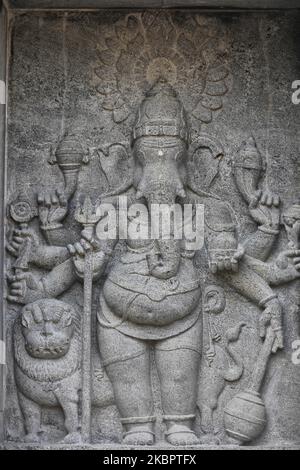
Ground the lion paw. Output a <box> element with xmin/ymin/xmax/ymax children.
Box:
<box><xmin>24</xmin><ymin>432</ymin><xmax>41</xmax><ymax>443</ymax></box>
<box><xmin>62</xmin><ymin>431</ymin><xmax>82</xmax><ymax>444</ymax></box>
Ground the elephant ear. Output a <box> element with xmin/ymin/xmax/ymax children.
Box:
<box><xmin>97</xmin><ymin>143</ymin><xmax>134</xmax><ymax>196</ymax></box>
<box><xmin>187</xmin><ymin>134</ymin><xmax>224</xmax><ymax>195</ymax></box>
<box><xmin>203</xmin><ymin>284</ymin><xmax>226</xmax><ymax>315</ymax></box>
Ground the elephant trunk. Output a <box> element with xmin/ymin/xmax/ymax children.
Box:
<box><xmin>147</xmin><ymin>239</ymin><xmax>181</xmax><ymax>280</ymax></box>
<box><xmin>137</xmin><ymin>167</ymin><xmax>185</xmax><ymax>280</ymax></box>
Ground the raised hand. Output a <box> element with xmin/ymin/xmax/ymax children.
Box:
<box><xmin>67</xmin><ymin>230</ymin><xmax>107</xmax><ymax>280</ymax></box>
<box><xmin>209</xmin><ymin>245</ymin><xmax>245</xmax><ymax>274</ymax></box>
<box><xmin>6</xmin><ymin>272</ymin><xmax>40</xmax><ymax>304</ymax></box>
<box><xmin>276</xmin><ymin>249</ymin><xmax>300</xmax><ymax>270</ymax></box>
<box><xmin>283</xmin><ymin>219</ymin><xmax>300</xmax><ymax>250</ymax></box>
<box><xmin>6</xmin><ymin>226</ymin><xmax>39</xmax><ymax>261</ymax></box>
<box><xmin>249</xmin><ymin>190</ymin><xmax>280</xmax><ymax>231</ymax></box>
<box><xmin>269</xmin><ymin>249</ymin><xmax>300</xmax><ymax>286</ymax></box>
<box><xmin>37</xmin><ymin>189</ymin><xmax>68</xmax><ymax>229</ymax></box>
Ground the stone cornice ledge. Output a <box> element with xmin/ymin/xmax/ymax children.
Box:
<box><xmin>4</xmin><ymin>0</ymin><xmax>300</xmax><ymax>11</ymax></box>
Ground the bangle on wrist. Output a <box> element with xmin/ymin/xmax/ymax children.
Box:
<box><xmin>258</xmin><ymin>226</ymin><xmax>280</xmax><ymax>235</ymax></box>
<box><xmin>41</xmin><ymin>223</ymin><xmax>63</xmax><ymax>231</ymax></box>
<box><xmin>259</xmin><ymin>294</ymin><xmax>278</xmax><ymax>308</ymax></box>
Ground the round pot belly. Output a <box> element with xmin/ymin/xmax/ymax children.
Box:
<box><xmin>103</xmin><ymin>276</ymin><xmax>201</xmax><ymax>327</ymax></box>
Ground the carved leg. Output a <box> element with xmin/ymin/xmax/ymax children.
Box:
<box><xmin>106</xmin><ymin>353</ymin><xmax>155</xmax><ymax>445</ymax></box>
<box><xmin>198</xmin><ymin>374</ymin><xmax>225</xmax><ymax>445</ymax></box>
<box><xmin>98</xmin><ymin>324</ymin><xmax>155</xmax><ymax>445</ymax></box>
<box><xmin>155</xmin><ymin>346</ymin><xmax>201</xmax><ymax>446</ymax></box>
<box><xmin>199</xmin><ymin>403</ymin><xmax>214</xmax><ymax>435</ymax></box>
<box><xmin>198</xmin><ymin>403</ymin><xmax>221</xmax><ymax>445</ymax></box>
<box><xmin>18</xmin><ymin>392</ymin><xmax>42</xmax><ymax>443</ymax></box>
<box><xmin>55</xmin><ymin>388</ymin><xmax>81</xmax><ymax>444</ymax></box>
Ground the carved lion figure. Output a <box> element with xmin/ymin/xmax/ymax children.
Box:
<box><xmin>14</xmin><ymin>299</ymin><xmax>82</xmax><ymax>444</ymax></box>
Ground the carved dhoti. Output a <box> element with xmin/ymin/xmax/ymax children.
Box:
<box><xmin>98</xmin><ymin>314</ymin><xmax>202</xmax><ymax>367</ymax></box>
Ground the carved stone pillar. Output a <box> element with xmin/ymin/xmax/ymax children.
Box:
<box><xmin>0</xmin><ymin>0</ymin><xmax>7</xmax><ymax>443</ymax></box>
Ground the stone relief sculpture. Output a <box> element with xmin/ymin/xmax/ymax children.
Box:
<box><xmin>4</xmin><ymin>12</ymin><xmax>300</xmax><ymax>448</ymax></box>
<box><xmin>12</xmin><ymin>298</ymin><xmax>114</xmax><ymax>444</ymax></box>
<box><xmin>6</xmin><ymin>78</ymin><xmax>300</xmax><ymax>447</ymax></box>
<box><xmin>14</xmin><ymin>299</ymin><xmax>82</xmax><ymax>444</ymax></box>
<box><xmin>198</xmin><ymin>284</ymin><xmax>246</xmax><ymax>444</ymax></box>
<box><xmin>92</xmin><ymin>12</ymin><xmax>230</xmax><ymax>132</ymax></box>
<box><xmin>282</xmin><ymin>203</ymin><xmax>300</xmax><ymax>319</ymax></box>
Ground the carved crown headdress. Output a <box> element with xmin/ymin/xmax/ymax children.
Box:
<box><xmin>132</xmin><ymin>78</ymin><xmax>189</xmax><ymax>146</ymax></box>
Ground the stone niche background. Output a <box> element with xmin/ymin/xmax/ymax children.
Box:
<box><xmin>4</xmin><ymin>9</ymin><xmax>300</xmax><ymax>447</ymax></box>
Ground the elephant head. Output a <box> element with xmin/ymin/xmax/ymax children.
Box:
<box><xmin>131</xmin><ymin>79</ymin><xmax>190</xmax><ymax>279</ymax></box>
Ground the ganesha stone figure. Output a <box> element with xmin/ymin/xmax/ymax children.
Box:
<box><xmin>7</xmin><ymin>79</ymin><xmax>300</xmax><ymax>446</ymax></box>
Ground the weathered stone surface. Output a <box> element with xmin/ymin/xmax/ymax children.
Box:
<box><xmin>162</xmin><ymin>0</ymin><xmax>300</xmax><ymax>8</ymax></box>
<box><xmin>6</xmin><ymin>1</ymin><xmax>300</xmax><ymax>10</ymax></box>
<box><xmin>8</xmin><ymin>0</ymin><xmax>164</xmax><ymax>9</ymax></box>
<box><xmin>0</xmin><ymin>2</ymin><xmax>7</xmax><ymax>444</ymax></box>
<box><xmin>2</xmin><ymin>8</ymin><xmax>300</xmax><ymax>449</ymax></box>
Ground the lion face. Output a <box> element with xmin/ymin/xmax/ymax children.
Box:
<box><xmin>21</xmin><ymin>299</ymin><xmax>75</xmax><ymax>360</ymax></box>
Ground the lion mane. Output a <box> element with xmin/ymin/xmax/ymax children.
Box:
<box><xmin>14</xmin><ymin>299</ymin><xmax>81</xmax><ymax>383</ymax></box>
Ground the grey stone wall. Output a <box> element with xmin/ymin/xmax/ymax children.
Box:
<box><xmin>6</xmin><ymin>1</ymin><xmax>300</xmax><ymax>11</ymax></box>
<box><xmin>0</xmin><ymin>1</ymin><xmax>7</xmax><ymax>444</ymax></box>
<box><xmin>2</xmin><ymin>8</ymin><xmax>300</xmax><ymax>449</ymax></box>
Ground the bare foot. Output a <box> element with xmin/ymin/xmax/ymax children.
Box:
<box><xmin>62</xmin><ymin>431</ymin><xmax>82</xmax><ymax>444</ymax></box>
<box><xmin>24</xmin><ymin>432</ymin><xmax>40</xmax><ymax>443</ymax></box>
<box><xmin>123</xmin><ymin>429</ymin><xmax>155</xmax><ymax>446</ymax></box>
<box><xmin>225</xmin><ymin>435</ymin><xmax>243</xmax><ymax>446</ymax></box>
<box><xmin>199</xmin><ymin>433</ymin><xmax>221</xmax><ymax>445</ymax></box>
<box><xmin>166</xmin><ymin>424</ymin><xmax>199</xmax><ymax>446</ymax></box>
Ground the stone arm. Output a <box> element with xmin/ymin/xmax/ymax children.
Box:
<box><xmin>243</xmin><ymin>253</ymin><xmax>300</xmax><ymax>287</ymax></box>
<box><xmin>37</xmin><ymin>189</ymin><xmax>78</xmax><ymax>247</ymax></box>
<box><xmin>39</xmin><ymin>259</ymin><xmax>78</xmax><ymax>298</ymax></box>
<box><xmin>204</xmin><ymin>198</ymin><xmax>284</xmax><ymax>351</ymax></box>
<box><xmin>7</xmin><ymin>259</ymin><xmax>77</xmax><ymax>305</ymax></box>
<box><xmin>33</xmin><ymin>188</ymin><xmax>134</xmax><ymax>285</ymax></box>
<box><xmin>7</xmin><ymin>238</ymin><xmax>115</xmax><ymax>305</ymax></box>
<box><xmin>242</xmin><ymin>227</ymin><xmax>279</xmax><ymax>262</ymax></box>
<box><xmin>41</xmin><ymin>226</ymin><xmax>77</xmax><ymax>247</ymax></box>
<box><xmin>218</xmin><ymin>261</ymin><xmax>283</xmax><ymax>352</ymax></box>
<box><xmin>70</xmin><ymin>189</ymin><xmax>136</xmax><ymax>280</ymax></box>
<box><xmin>7</xmin><ymin>202</ymin><xmax>121</xmax><ymax>305</ymax></box>
<box><xmin>7</xmin><ymin>189</ymin><xmax>134</xmax><ymax>304</ymax></box>
<box><xmin>7</xmin><ymin>227</ymin><xmax>71</xmax><ymax>271</ymax></box>
<box><xmin>30</xmin><ymin>245</ymin><xmax>70</xmax><ymax>270</ymax></box>
<box><xmin>241</xmin><ymin>190</ymin><xmax>281</xmax><ymax>262</ymax></box>
<box><xmin>219</xmin><ymin>261</ymin><xmax>279</xmax><ymax>307</ymax></box>
<box><xmin>70</xmin><ymin>239</ymin><xmax>117</xmax><ymax>281</ymax></box>
<box><xmin>205</xmin><ymin>218</ymin><xmax>279</xmax><ymax>304</ymax></box>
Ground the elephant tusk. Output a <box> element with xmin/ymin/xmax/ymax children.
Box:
<box><xmin>135</xmin><ymin>190</ymin><xmax>144</xmax><ymax>200</ymax></box>
<box><xmin>176</xmin><ymin>188</ymin><xmax>187</xmax><ymax>199</ymax></box>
